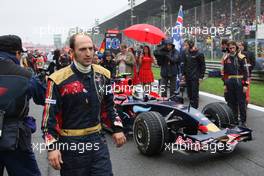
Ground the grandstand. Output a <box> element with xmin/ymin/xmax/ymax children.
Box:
<box><xmin>98</xmin><ymin>0</ymin><xmax>263</xmax><ymax>32</ymax></box>
<box><xmin>97</xmin><ymin>0</ymin><xmax>263</xmax><ymax>59</ymax></box>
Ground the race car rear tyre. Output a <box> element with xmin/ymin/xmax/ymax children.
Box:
<box><xmin>202</xmin><ymin>102</ymin><xmax>235</xmax><ymax>128</ymax></box>
<box><xmin>133</xmin><ymin>111</ymin><xmax>168</xmax><ymax>156</ymax></box>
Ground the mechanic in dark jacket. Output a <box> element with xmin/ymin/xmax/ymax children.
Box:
<box><xmin>222</xmin><ymin>41</ymin><xmax>249</xmax><ymax>126</ymax></box>
<box><xmin>101</xmin><ymin>50</ymin><xmax>116</xmax><ymax>79</ymax></box>
<box><xmin>53</xmin><ymin>49</ymin><xmax>61</xmax><ymax>70</ymax></box>
<box><xmin>182</xmin><ymin>39</ymin><xmax>205</xmax><ymax>109</ymax></box>
<box><xmin>221</xmin><ymin>38</ymin><xmax>229</xmax><ymax>54</ymax></box>
<box><xmin>42</xmin><ymin>33</ymin><xmax>126</xmax><ymax>176</ymax></box>
<box><xmin>154</xmin><ymin>38</ymin><xmax>180</xmax><ymax>97</ymax></box>
<box><xmin>237</xmin><ymin>41</ymin><xmax>255</xmax><ymax>75</ymax></box>
<box><xmin>0</xmin><ymin>35</ymin><xmax>45</xmax><ymax>176</ymax></box>
<box><xmin>237</xmin><ymin>41</ymin><xmax>255</xmax><ymax>105</ymax></box>
<box><xmin>220</xmin><ymin>39</ymin><xmax>230</xmax><ymax>102</ymax></box>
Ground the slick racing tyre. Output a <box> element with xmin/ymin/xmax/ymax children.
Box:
<box><xmin>202</xmin><ymin>102</ymin><xmax>235</xmax><ymax>128</ymax></box>
<box><xmin>133</xmin><ymin>111</ymin><xmax>168</xmax><ymax>156</ymax></box>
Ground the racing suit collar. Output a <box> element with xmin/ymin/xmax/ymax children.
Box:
<box><xmin>73</xmin><ymin>59</ymin><xmax>91</xmax><ymax>74</ymax></box>
<box><xmin>229</xmin><ymin>52</ymin><xmax>237</xmax><ymax>57</ymax></box>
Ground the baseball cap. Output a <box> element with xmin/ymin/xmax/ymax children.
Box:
<box><xmin>0</xmin><ymin>35</ymin><xmax>25</xmax><ymax>54</ymax></box>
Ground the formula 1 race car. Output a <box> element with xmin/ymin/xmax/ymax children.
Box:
<box><xmin>101</xmin><ymin>73</ymin><xmax>252</xmax><ymax>156</ymax></box>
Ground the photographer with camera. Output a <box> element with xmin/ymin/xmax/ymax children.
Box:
<box><xmin>154</xmin><ymin>38</ymin><xmax>181</xmax><ymax>98</ymax></box>
<box><xmin>0</xmin><ymin>35</ymin><xmax>46</xmax><ymax>176</ymax></box>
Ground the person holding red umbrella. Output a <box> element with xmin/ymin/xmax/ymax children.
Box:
<box><xmin>123</xmin><ymin>24</ymin><xmax>166</xmax><ymax>45</ymax></box>
<box><xmin>139</xmin><ymin>45</ymin><xmax>154</xmax><ymax>93</ymax></box>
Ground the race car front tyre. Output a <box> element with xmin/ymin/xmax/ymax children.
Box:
<box><xmin>218</xmin><ymin>102</ymin><xmax>236</xmax><ymax>125</ymax></box>
<box><xmin>133</xmin><ymin>111</ymin><xmax>168</xmax><ymax>156</ymax></box>
<box><xmin>202</xmin><ymin>102</ymin><xmax>235</xmax><ymax>128</ymax></box>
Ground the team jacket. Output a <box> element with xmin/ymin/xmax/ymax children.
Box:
<box><xmin>42</xmin><ymin>63</ymin><xmax>123</xmax><ymax>146</ymax></box>
<box><xmin>0</xmin><ymin>52</ymin><xmax>45</xmax><ymax>151</ymax></box>
<box><xmin>0</xmin><ymin>52</ymin><xmax>45</xmax><ymax>110</ymax></box>
<box><xmin>101</xmin><ymin>60</ymin><xmax>116</xmax><ymax>79</ymax></box>
<box><xmin>183</xmin><ymin>49</ymin><xmax>205</xmax><ymax>80</ymax></box>
<box><xmin>221</xmin><ymin>52</ymin><xmax>249</xmax><ymax>86</ymax></box>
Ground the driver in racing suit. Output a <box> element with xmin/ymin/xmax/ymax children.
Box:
<box><xmin>42</xmin><ymin>33</ymin><xmax>126</xmax><ymax>176</ymax></box>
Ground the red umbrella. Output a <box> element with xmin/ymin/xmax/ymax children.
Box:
<box><xmin>123</xmin><ymin>24</ymin><xmax>166</xmax><ymax>45</ymax></box>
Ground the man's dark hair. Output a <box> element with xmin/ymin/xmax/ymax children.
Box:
<box><xmin>227</xmin><ymin>40</ymin><xmax>239</xmax><ymax>50</ymax></box>
<box><xmin>221</xmin><ymin>39</ymin><xmax>229</xmax><ymax>45</ymax></box>
<box><xmin>184</xmin><ymin>39</ymin><xmax>194</xmax><ymax>49</ymax></box>
<box><xmin>69</xmin><ymin>33</ymin><xmax>92</xmax><ymax>50</ymax></box>
<box><xmin>53</xmin><ymin>49</ymin><xmax>60</xmax><ymax>59</ymax></box>
<box><xmin>69</xmin><ymin>33</ymin><xmax>78</xmax><ymax>50</ymax></box>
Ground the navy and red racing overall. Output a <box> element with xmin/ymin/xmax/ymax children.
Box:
<box><xmin>42</xmin><ymin>63</ymin><xmax>123</xmax><ymax>176</ymax></box>
<box><xmin>222</xmin><ymin>51</ymin><xmax>249</xmax><ymax>125</ymax></box>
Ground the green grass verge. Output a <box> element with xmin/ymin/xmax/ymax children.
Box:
<box><xmin>199</xmin><ymin>78</ymin><xmax>224</xmax><ymax>96</ymax></box>
<box><xmin>152</xmin><ymin>66</ymin><xmax>161</xmax><ymax>80</ymax></box>
<box><xmin>152</xmin><ymin>67</ymin><xmax>264</xmax><ymax>106</ymax></box>
<box><xmin>247</xmin><ymin>81</ymin><xmax>264</xmax><ymax>106</ymax></box>
<box><xmin>200</xmin><ymin>78</ymin><xmax>264</xmax><ymax>107</ymax></box>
